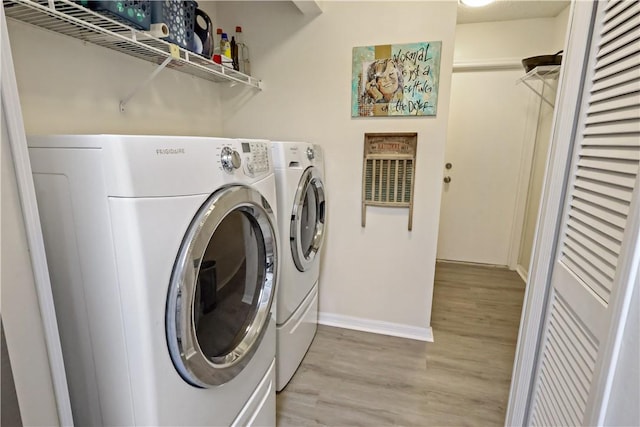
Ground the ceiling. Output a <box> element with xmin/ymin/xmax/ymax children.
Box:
<box><xmin>457</xmin><ymin>0</ymin><xmax>571</xmax><ymax>24</ymax></box>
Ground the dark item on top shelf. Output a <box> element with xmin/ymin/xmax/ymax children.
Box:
<box><xmin>77</xmin><ymin>0</ymin><xmax>151</xmax><ymax>30</ymax></box>
<box><xmin>522</xmin><ymin>50</ymin><xmax>563</xmax><ymax>73</ymax></box>
<box><xmin>194</xmin><ymin>8</ymin><xmax>214</xmax><ymax>58</ymax></box>
<box><xmin>151</xmin><ymin>0</ymin><xmax>197</xmax><ymax>51</ymax></box>
<box><xmin>231</xmin><ymin>36</ymin><xmax>238</xmax><ymax>70</ymax></box>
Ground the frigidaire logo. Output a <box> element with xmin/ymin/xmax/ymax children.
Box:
<box><xmin>156</xmin><ymin>148</ymin><xmax>185</xmax><ymax>155</ymax></box>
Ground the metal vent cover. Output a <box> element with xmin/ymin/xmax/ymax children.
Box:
<box><xmin>362</xmin><ymin>133</ymin><xmax>417</xmax><ymax>230</ymax></box>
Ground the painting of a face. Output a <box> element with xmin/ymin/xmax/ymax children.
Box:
<box><xmin>352</xmin><ymin>41</ymin><xmax>442</xmax><ymax>117</ymax></box>
<box><xmin>375</xmin><ymin>61</ymin><xmax>399</xmax><ymax>100</ymax></box>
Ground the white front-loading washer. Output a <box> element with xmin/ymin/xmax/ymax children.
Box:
<box><xmin>28</xmin><ymin>135</ymin><xmax>279</xmax><ymax>426</ymax></box>
<box><xmin>271</xmin><ymin>141</ymin><xmax>326</xmax><ymax>391</ymax></box>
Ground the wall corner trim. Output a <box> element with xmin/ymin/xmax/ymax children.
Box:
<box><xmin>515</xmin><ymin>265</ymin><xmax>528</xmax><ymax>283</ymax></box>
<box><xmin>318</xmin><ymin>312</ymin><xmax>434</xmax><ymax>342</ymax></box>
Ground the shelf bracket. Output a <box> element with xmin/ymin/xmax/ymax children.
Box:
<box><xmin>120</xmin><ymin>56</ymin><xmax>173</xmax><ymax>112</ymax></box>
<box><xmin>517</xmin><ymin>65</ymin><xmax>560</xmax><ymax>108</ymax></box>
<box><xmin>520</xmin><ymin>79</ymin><xmax>555</xmax><ymax>108</ymax></box>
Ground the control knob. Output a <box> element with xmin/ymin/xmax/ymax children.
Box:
<box><xmin>221</xmin><ymin>146</ymin><xmax>241</xmax><ymax>172</ymax></box>
<box><xmin>306</xmin><ymin>147</ymin><xmax>315</xmax><ymax>160</ymax></box>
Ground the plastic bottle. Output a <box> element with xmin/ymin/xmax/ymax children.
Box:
<box><xmin>220</xmin><ymin>33</ymin><xmax>231</xmax><ymax>59</ymax></box>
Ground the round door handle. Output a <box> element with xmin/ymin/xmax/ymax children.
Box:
<box><xmin>220</xmin><ymin>146</ymin><xmax>241</xmax><ymax>172</ymax></box>
<box><xmin>443</xmin><ymin>176</ymin><xmax>452</xmax><ymax>183</ymax></box>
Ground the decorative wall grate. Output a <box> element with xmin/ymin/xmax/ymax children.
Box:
<box><xmin>362</xmin><ymin>133</ymin><xmax>417</xmax><ymax>230</ymax></box>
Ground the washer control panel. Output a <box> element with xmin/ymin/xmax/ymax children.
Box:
<box><xmin>241</xmin><ymin>140</ymin><xmax>270</xmax><ymax>176</ymax></box>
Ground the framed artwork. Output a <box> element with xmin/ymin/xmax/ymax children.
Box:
<box><xmin>352</xmin><ymin>42</ymin><xmax>442</xmax><ymax>117</ymax></box>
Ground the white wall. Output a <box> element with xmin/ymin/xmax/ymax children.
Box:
<box><xmin>554</xmin><ymin>6</ymin><xmax>571</xmax><ymax>50</ymax></box>
<box><xmin>454</xmin><ymin>17</ymin><xmax>565</xmax><ymax>62</ymax></box>
<box><xmin>216</xmin><ymin>0</ymin><xmax>458</xmax><ymax>337</ymax></box>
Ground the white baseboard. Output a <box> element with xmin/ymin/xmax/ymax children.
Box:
<box><xmin>318</xmin><ymin>312</ymin><xmax>434</xmax><ymax>342</ymax></box>
<box><xmin>515</xmin><ymin>264</ymin><xmax>528</xmax><ymax>283</ymax></box>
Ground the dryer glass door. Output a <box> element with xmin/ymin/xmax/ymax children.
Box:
<box><xmin>166</xmin><ymin>185</ymin><xmax>277</xmax><ymax>388</ymax></box>
<box><xmin>290</xmin><ymin>166</ymin><xmax>326</xmax><ymax>272</ymax></box>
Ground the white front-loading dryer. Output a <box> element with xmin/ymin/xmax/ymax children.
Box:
<box><xmin>271</xmin><ymin>141</ymin><xmax>326</xmax><ymax>391</ymax></box>
<box><xmin>28</xmin><ymin>135</ymin><xmax>279</xmax><ymax>426</ymax></box>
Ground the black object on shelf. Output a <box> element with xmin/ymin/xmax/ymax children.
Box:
<box><xmin>194</xmin><ymin>7</ymin><xmax>214</xmax><ymax>58</ymax></box>
<box><xmin>231</xmin><ymin>36</ymin><xmax>238</xmax><ymax>71</ymax></box>
<box><xmin>522</xmin><ymin>50</ymin><xmax>563</xmax><ymax>73</ymax></box>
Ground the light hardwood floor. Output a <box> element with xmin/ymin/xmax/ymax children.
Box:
<box><xmin>276</xmin><ymin>262</ymin><xmax>526</xmax><ymax>426</ymax></box>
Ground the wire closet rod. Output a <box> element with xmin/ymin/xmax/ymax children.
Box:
<box><xmin>453</xmin><ymin>58</ymin><xmax>522</xmax><ymax>72</ymax></box>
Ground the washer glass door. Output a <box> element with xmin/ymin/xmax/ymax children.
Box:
<box><xmin>166</xmin><ymin>185</ymin><xmax>277</xmax><ymax>387</ymax></box>
<box><xmin>291</xmin><ymin>167</ymin><xmax>326</xmax><ymax>272</ymax></box>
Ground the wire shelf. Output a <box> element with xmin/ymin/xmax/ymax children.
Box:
<box><xmin>517</xmin><ymin>65</ymin><xmax>560</xmax><ymax>108</ymax></box>
<box><xmin>3</xmin><ymin>0</ymin><xmax>262</xmax><ymax>89</ymax></box>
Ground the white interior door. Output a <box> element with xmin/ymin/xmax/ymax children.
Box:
<box><xmin>437</xmin><ymin>69</ymin><xmax>533</xmax><ymax>265</ymax></box>
<box><xmin>529</xmin><ymin>1</ymin><xmax>640</xmax><ymax>424</ymax></box>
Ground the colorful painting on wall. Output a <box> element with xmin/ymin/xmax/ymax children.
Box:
<box><xmin>352</xmin><ymin>42</ymin><xmax>442</xmax><ymax>117</ymax></box>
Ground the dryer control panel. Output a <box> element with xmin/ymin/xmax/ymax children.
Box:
<box><xmin>241</xmin><ymin>140</ymin><xmax>270</xmax><ymax>176</ymax></box>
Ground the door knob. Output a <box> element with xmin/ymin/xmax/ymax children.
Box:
<box><xmin>443</xmin><ymin>176</ymin><xmax>451</xmax><ymax>183</ymax></box>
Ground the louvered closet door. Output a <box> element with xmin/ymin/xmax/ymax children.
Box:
<box><xmin>529</xmin><ymin>0</ymin><xmax>640</xmax><ymax>425</ymax></box>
